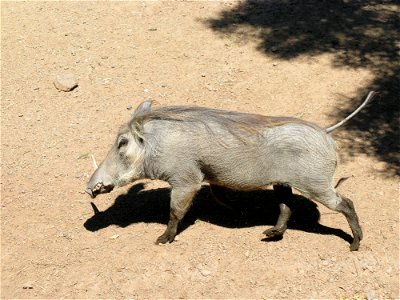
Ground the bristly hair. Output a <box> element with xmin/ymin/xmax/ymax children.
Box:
<box><xmin>129</xmin><ymin>104</ymin><xmax>317</xmax><ymax>144</ymax></box>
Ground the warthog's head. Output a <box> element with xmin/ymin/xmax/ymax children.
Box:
<box><xmin>85</xmin><ymin>101</ymin><xmax>152</xmax><ymax>198</ymax></box>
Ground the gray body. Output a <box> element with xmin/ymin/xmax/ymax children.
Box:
<box><xmin>144</xmin><ymin>115</ymin><xmax>335</xmax><ymax>200</ymax></box>
<box><xmin>86</xmin><ymin>92</ymin><xmax>375</xmax><ymax>251</ymax></box>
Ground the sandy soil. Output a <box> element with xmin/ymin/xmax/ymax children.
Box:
<box><xmin>1</xmin><ymin>1</ymin><xmax>399</xmax><ymax>299</ymax></box>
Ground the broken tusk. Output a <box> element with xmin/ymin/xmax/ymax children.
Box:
<box><xmin>91</xmin><ymin>154</ymin><xmax>98</xmax><ymax>170</ymax></box>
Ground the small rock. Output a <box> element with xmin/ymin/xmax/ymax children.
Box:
<box><xmin>53</xmin><ymin>74</ymin><xmax>78</xmax><ymax>92</ymax></box>
<box><xmin>22</xmin><ymin>282</ymin><xmax>33</xmax><ymax>289</ymax></box>
<box><xmin>201</xmin><ymin>73</ymin><xmax>206</xmax><ymax>77</ymax></box>
<box><xmin>196</xmin><ymin>264</ymin><xmax>211</xmax><ymax>277</ymax></box>
<box><xmin>148</xmin><ymin>28</ymin><xmax>157</xmax><ymax>31</ymax></box>
<box><xmin>127</xmin><ymin>104</ymin><xmax>133</xmax><ymax>110</ymax></box>
<box><xmin>366</xmin><ymin>291</ymin><xmax>376</xmax><ymax>300</ymax></box>
<box><xmin>110</xmin><ymin>234</ymin><xmax>120</xmax><ymax>240</ymax></box>
<box><xmin>272</xmin><ymin>62</ymin><xmax>278</xmax><ymax>66</ymax></box>
<box><xmin>144</xmin><ymin>88</ymin><xmax>149</xmax><ymax>93</ymax></box>
<box><xmin>373</xmin><ymin>161</ymin><xmax>386</xmax><ymax>172</ymax></box>
<box><xmin>270</xmin><ymin>46</ymin><xmax>278</xmax><ymax>52</ymax></box>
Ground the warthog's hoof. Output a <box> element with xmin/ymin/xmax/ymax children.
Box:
<box><xmin>155</xmin><ymin>232</ymin><xmax>175</xmax><ymax>245</ymax></box>
<box><xmin>263</xmin><ymin>227</ymin><xmax>285</xmax><ymax>239</ymax></box>
<box><xmin>349</xmin><ymin>239</ymin><xmax>360</xmax><ymax>251</ymax></box>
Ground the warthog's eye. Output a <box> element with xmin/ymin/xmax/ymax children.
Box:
<box><xmin>118</xmin><ymin>136</ymin><xmax>129</xmax><ymax>149</ymax></box>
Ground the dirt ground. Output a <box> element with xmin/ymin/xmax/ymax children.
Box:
<box><xmin>1</xmin><ymin>1</ymin><xmax>399</xmax><ymax>299</ymax></box>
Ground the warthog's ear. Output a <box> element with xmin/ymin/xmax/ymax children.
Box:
<box><xmin>132</xmin><ymin>100</ymin><xmax>152</xmax><ymax>119</ymax></box>
<box><xmin>130</xmin><ymin>100</ymin><xmax>153</xmax><ymax>142</ymax></box>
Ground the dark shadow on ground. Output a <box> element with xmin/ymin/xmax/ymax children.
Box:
<box><xmin>205</xmin><ymin>0</ymin><xmax>399</xmax><ymax>175</ymax></box>
<box><xmin>84</xmin><ymin>183</ymin><xmax>353</xmax><ymax>245</ymax></box>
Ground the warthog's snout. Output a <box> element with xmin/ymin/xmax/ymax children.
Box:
<box><xmin>85</xmin><ymin>182</ymin><xmax>114</xmax><ymax>199</ymax></box>
<box><xmin>85</xmin><ymin>154</ymin><xmax>115</xmax><ymax>198</ymax></box>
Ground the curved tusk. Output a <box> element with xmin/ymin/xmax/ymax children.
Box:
<box><xmin>91</xmin><ymin>154</ymin><xmax>98</xmax><ymax>171</ymax></box>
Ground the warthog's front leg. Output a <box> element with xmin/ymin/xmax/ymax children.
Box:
<box><xmin>156</xmin><ymin>184</ymin><xmax>201</xmax><ymax>244</ymax></box>
<box><xmin>264</xmin><ymin>184</ymin><xmax>293</xmax><ymax>239</ymax></box>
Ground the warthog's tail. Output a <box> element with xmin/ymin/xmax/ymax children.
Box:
<box><xmin>325</xmin><ymin>91</ymin><xmax>377</xmax><ymax>134</ymax></box>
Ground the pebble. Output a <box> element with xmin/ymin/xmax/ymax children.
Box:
<box><xmin>196</xmin><ymin>264</ymin><xmax>211</xmax><ymax>277</ymax></box>
<box><xmin>367</xmin><ymin>291</ymin><xmax>376</xmax><ymax>300</ymax></box>
<box><xmin>22</xmin><ymin>282</ymin><xmax>33</xmax><ymax>289</ymax></box>
<box><xmin>53</xmin><ymin>74</ymin><xmax>78</xmax><ymax>92</ymax></box>
<box><xmin>127</xmin><ymin>104</ymin><xmax>133</xmax><ymax>110</ymax></box>
<box><xmin>373</xmin><ymin>161</ymin><xmax>386</xmax><ymax>172</ymax></box>
<box><xmin>110</xmin><ymin>234</ymin><xmax>120</xmax><ymax>240</ymax></box>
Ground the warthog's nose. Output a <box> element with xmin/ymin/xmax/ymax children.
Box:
<box><xmin>84</xmin><ymin>187</ymin><xmax>95</xmax><ymax>198</ymax></box>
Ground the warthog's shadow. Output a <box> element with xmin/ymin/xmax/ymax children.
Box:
<box><xmin>84</xmin><ymin>182</ymin><xmax>352</xmax><ymax>244</ymax></box>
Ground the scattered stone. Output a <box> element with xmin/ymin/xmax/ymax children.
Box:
<box><xmin>101</xmin><ymin>55</ymin><xmax>109</xmax><ymax>59</ymax></box>
<box><xmin>110</xmin><ymin>234</ymin><xmax>120</xmax><ymax>240</ymax></box>
<box><xmin>270</xmin><ymin>46</ymin><xmax>278</xmax><ymax>52</ymax></box>
<box><xmin>196</xmin><ymin>264</ymin><xmax>211</xmax><ymax>277</ymax></box>
<box><xmin>58</xmin><ymin>232</ymin><xmax>72</xmax><ymax>240</ymax></box>
<box><xmin>201</xmin><ymin>73</ymin><xmax>206</xmax><ymax>77</ymax></box>
<box><xmin>272</xmin><ymin>62</ymin><xmax>278</xmax><ymax>66</ymax></box>
<box><xmin>22</xmin><ymin>282</ymin><xmax>33</xmax><ymax>289</ymax></box>
<box><xmin>127</xmin><ymin>104</ymin><xmax>133</xmax><ymax>110</ymax></box>
<box><xmin>144</xmin><ymin>88</ymin><xmax>149</xmax><ymax>93</ymax></box>
<box><xmin>373</xmin><ymin>161</ymin><xmax>386</xmax><ymax>172</ymax></box>
<box><xmin>53</xmin><ymin>74</ymin><xmax>78</xmax><ymax>92</ymax></box>
<box><xmin>322</xmin><ymin>259</ymin><xmax>330</xmax><ymax>266</ymax></box>
<box><xmin>148</xmin><ymin>28</ymin><xmax>157</xmax><ymax>31</ymax></box>
<box><xmin>367</xmin><ymin>291</ymin><xmax>376</xmax><ymax>300</ymax></box>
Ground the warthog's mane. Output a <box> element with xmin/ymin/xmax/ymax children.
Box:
<box><xmin>129</xmin><ymin>105</ymin><xmax>319</xmax><ymax>142</ymax></box>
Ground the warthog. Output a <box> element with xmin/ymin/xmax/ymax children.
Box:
<box><xmin>85</xmin><ymin>91</ymin><xmax>376</xmax><ymax>251</ymax></box>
